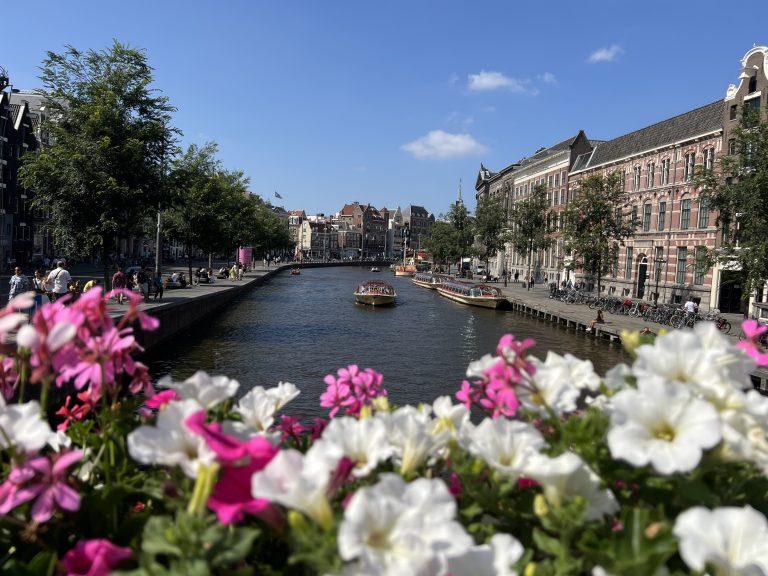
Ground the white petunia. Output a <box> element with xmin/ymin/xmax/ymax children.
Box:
<box><xmin>0</xmin><ymin>400</ymin><xmax>52</xmax><ymax>453</ymax></box>
<box><xmin>443</xmin><ymin>533</ymin><xmax>524</xmax><ymax>576</ymax></box>
<box><xmin>633</xmin><ymin>323</ymin><xmax>755</xmax><ymax>402</ymax></box>
<box><xmin>46</xmin><ymin>429</ymin><xmax>72</xmax><ymax>452</ymax></box>
<box><xmin>466</xmin><ymin>353</ymin><xmax>499</xmax><ymax>379</ymax></box>
<box><xmin>251</xmin><ymin>442</ymin><xmax>338</xmax><ymax>529</ymax></box>
<box><xmin>718</xmin><ymin>389</ymin><xmax>768</xmax><ymax>473</ymax></box>
<box><xmin>460</xmin><ymin>418</ymin><xmax>545</xmax><ymax>480</ymax></box>
<box><xmin>127</xmin><ymin>398</ymin><xmax>216</xmax><ymax>478</ymax></box>
<box><xmin>607</xmin><ymin>376</ymin><xmax>721</xmax><ymax>474</ymax></box>
<box><xmin>525</xmin><ymin>452</ymin><xmax>619</xmax><ymax>521</ymax></box>
<box><xmin>673</xmin><ymin>505</ymin><xmax>768</xmax><ymax>575</ymax></box>
<box><xmin>338</xmin><ymin>473</ymin><xmax>473</xmax><ymax>576</ymax></box>
<box><xmin>526</xmin><ymin>351</ymin><xmax>599</xmax><ymax>414</ymax></box>
<box><xmin>385</xmin><ymin>406</ymin><xmax>447</xmax><ymax>476</ymax></box>
<box><xmin>163</xmin><ymin>371</ymin><xmax>239</xmax><ymax>409</ymax></box>
<box><xmin>429</xmin><ymin>395</ymin><xmax>470</xmax><ymax>442</ymax></box>
<box><xmin>319</xmin><ymin>416</ymin><xmax>393</xmax><ymax>477</ymax></box>
<box><xmin>232</xmin><ymin>382</ymin><xmax>299</xmax><ymax>436</ymax></box>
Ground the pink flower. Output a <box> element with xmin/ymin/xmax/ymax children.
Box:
<box><xmin>737</xmin><ymin>319</ymin><xmax>768</xmax><ymax>367</ymax></box>
<box><xmin>61</xmin><ymin>538</ymin><xmax>133</xmax><ymax>576</ymax></box>
<box><xmin>278</xmin><ymin>415</ymin><xmax>304</xmax><ymax>444</ymax></box>
<box><xmin>0</xmin><ymin>450</ymin><xmax>82</xmax><ymax>523</ymax></box>
<box><xmin>185</xmin><ymin>411</ymin><xmax>279</xmax><ymax>524</ymax></box>
<box><xmin>55</xmin><ymin>392</ymin><xmax>93</xmax><ymax>431</ymax></box>
<box><xmin>320</xmin><ymin>365</ymin><xmax>387</xmax><ymax>418</ymax></box>
<box><xmin>144</xmin><ymin>389</ymin><xmax>180</xmax><ymax>409</ymax></box>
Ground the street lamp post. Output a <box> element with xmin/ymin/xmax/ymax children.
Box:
<box><xmin>654</xmin><ymin>258</ymin><xmax>666</xmax><ymax>305</ymax></box>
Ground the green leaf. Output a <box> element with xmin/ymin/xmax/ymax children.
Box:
<box><xmin>533</xmin><ymin>527</ymin><xmax>563</xmax><ymax>558</ymax></box>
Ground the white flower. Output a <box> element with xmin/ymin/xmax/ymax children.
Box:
<box><xmin>443</xmin><ymin>533</ymin><xmax>524</xmax><ymax>576</ymax></box>
<box><xmin>319</xmin><ymin>416</ymin><xmax>393</xmax><ymax>477</ymax></box>
<box><xmin>525</xmin><ymin>452</ymin><xmax>619</xmax><ymax>521</ymax></box>
<box><xmin>127</xmin><ymin>398</ymin><xmax>216</xmax><ymax>478</ymax></box>
<box><xmin>163</xmin><ymin>370</ymin><xmax>239</xmax><ymax>409</ymax></box>
<box><xmin>526</xmin><ymin>351</ymin><xmax>599</xmax><ymax>414</ymax></box>
<box><xmin>232</xmin><ymin>382</ymin><xmax>299</xmax><ymax>436</ymax></box>
<box><xmin>251</xmin><ymin>443</ymin><xmax>338</xmax><ymax>529</ymax></box>
<box><xmin>460</xmin><ymin>418</ymin><xmax>544</xmax><ymax>480</ymax></box>
<box><xmin>0</xmin><ymin>400</ymin><xmax>52</xmax><ymax>453</ymax></box>
<box><xmin>607</xmin><ymin>376</ymin><xmax>721</xmax><ymax>474</ymax></box>
<box><xmin>466</xmin><ymin>354</ymin><xmax>498</xmax><ymax>379</ymax></box>
<box><xmin>429</xmin><ymin>395</ymin><xmax>469</xmax><ymax>442</ymax></box>
<box><xmin>718</xmin><ymin>389</ymin><xmax>768</xmax><ymax>473</ymax></box>
<box><xmin>633</xmin><ymin>324</ymin><xmax>754</xmax><ymax>402</ymax></box>
<box><xmin>47</xmin><ymin>429</ymin><xmax>72</xmax><ymax>452</ymax></box>
<box><xmin>385</xmin><ymin>406</ymin><xmax>447</xmax><ymax>476</ymax></box>
<box><xmin>673</xmin><ymin>505</ymin><xmax>768</xmax><ymax>575</ymax></box>
<box><xmin>338</xmin><ymin>473</ymin><xmax>473</xmax><ymax>576</ymax></box>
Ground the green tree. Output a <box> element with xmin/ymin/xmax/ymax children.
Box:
<box><xmin>19</xmin><ymin>41</ymin><xmax>175</xmax><ymax>286</ymax></box>
<box><xmin>446</xmin><ymin>202</ymin><xmax>474</xmax><ymax>273</ymax></box>
<box><xmin>423</xmin><ymin>221</ymin><xmax>459</xmax><ymax>272</ymax></box>
<box><xmin>562</xmin><ymin>173</ymin><xmax>635</xmax><ymax>294</ymax></box>
<box><xmin>472</xmin><ymin>195</ymin><xmax>510</xmax><ymax>275</ymax></box>
<box><xmin>697</xmin><ymin>107</ymin><xmax>768</xmax><ymax>313</ymax></box>
<box><xmin>507</xmin><ymin>184</ymin><xmax>550</xmax><ymax>288</ymax></box>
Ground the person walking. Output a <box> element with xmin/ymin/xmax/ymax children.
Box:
<box><xmin>8</xmin><ymin>266</ymin><xmax>30</xmax><ymax>303</ymax></box>
<box><xmin>153</xmin><ymin>271</ymin><xmax>164</xmax><ymax>301</ymax></box>
<box><xmin>46</xmin><ymin>260</ymin><xmax>72</xmax><ymax>303</ymax></box>
<box><xmin>112</xmin><ymin>267</ymin><xmax>127</xmax><ymax>304</ymax></box>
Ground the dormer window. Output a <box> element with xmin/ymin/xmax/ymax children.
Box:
<box><xmin>749</xmin><ymin>74</ymin><xmax>757</xmax><ymax>93</ymax></box>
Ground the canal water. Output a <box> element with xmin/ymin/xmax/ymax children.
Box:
<box><xmin>149</xmin><ymin>267</ymin><xmax>628</xmax><ymax>419</ymax></box>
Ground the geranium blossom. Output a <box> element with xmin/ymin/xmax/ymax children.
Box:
<box><xmin>673</xmin><ymin>505</ymin><xmax>768</xmax><ymax>574</ymax></box>
<box><xmin>320</xmin><ymin>365</ymin><xmax>386</xmax><ymax>418</ymax></box>
<box><xmin>738</xmin><ymin>319</ymin><xmax>768</xmax><ymax>366</ymax></box>
<box><xmin>0</xmin><ymin>450</ymin><xmax>82</xmax><ymax>523</ymax></box>
<box><xmin>607</xmin><ymin>376</ymin><xmax>721</xmax><ymax>474</ymax></box>
<box><xmin>337</xmin><ymin>474</ymin><xmax>473</xmax><ymax>575</ymax></box>
<box><xmin>61</xmin><ymin>538</ymin><xmax>133</xmax><ymax>576</ymax></box>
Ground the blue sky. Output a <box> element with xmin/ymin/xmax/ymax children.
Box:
<box><xmin>4</xmin><ymin>1</ymin><xmax>767</xmax><ymax>216</ymax></box>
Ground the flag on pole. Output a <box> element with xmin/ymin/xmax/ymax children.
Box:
<box><xmin>274</xmin><ymin>191</ymin><xmax>282</xmax><ymax>199</ymax></box>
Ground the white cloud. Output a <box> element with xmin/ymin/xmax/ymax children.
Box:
<box><xmin>401</xmin><ymin>130</ymin><xmax>488</xmax><ymax>160</ymax></box>
<box><xmin>445</xmin><ymin>111</ymin><xmax>475</xmax><ymax>127</ymax></box>
<box><xmin>540</xmin><ymin>72</ymin><xmax>557</xmax><ymax>83</ymax></box>
<box><xmin>588</xmin><ymin>45</ymin><xmax>623</xmax><ymax>63</ymax></box>
<box><xmin>467</xmin><ymin>70</ymin><xmax>532</xmax><ymax>93</ymax></box>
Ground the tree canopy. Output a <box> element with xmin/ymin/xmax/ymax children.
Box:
<box><xmin>506</xmin><ymin>184</ymin><xmax>550</xmax><ymax>281</ymax></box>
<box><xmin>19</xmin><ymin>41</ymin><xmax>175</xmax><ymax>283</ymax></box>
<box><xmin>562</xmin><ymin>173</ymin><xmax>635</xmax><ymax>293</ymax></box>
<box><xmin>698</xmin><ymin>107</ymin><xmax>768</xmax><ymax>308</ymax></box>
<box><xmin>472</xmin><ymin>195</ymin><xmax>509</xmax><ymax>272</ymax></box>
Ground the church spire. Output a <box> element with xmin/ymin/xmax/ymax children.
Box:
<box><xmin>456</xmin><ymin>178</ymin><xmax>463</xmax><ymax>207</ymax></box>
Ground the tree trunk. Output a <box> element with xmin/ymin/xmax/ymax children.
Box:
<box><xmin>101</xmin><ymin>237</ymin><xmax>111</xmax><ymax>290</ymax></box>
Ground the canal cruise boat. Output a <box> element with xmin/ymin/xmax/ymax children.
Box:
<box><xmin>436</xmin><ymin>279</ymin><xmax>507</xmax><ymax>309</ymax></box>
<box><xmin>354</xmin><ymin>279</ymin><xmax>397</xmax><ymax>306</ymax></box>
<box><xmin>392</xmin><ymin>264</ymin><xmax>417</xmax><ymax>277</ymax></box>
<box><xmin>412</xmin><ymin>271</ymin><xmax>451</xmax><ymax>290</ymax></box>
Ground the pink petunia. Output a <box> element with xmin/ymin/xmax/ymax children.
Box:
<box><xmin>737</xmin><ymin>319</ymin><xmax>768</xmax><ymax>367</ymax></box>
<box><xmin>61</xmin><ymin>538</ymin><xmax>133</xmax><ymax>576</ymax></box>
<box><xmin>144</xmin><ymin>389</ymin><xmax>180</xmax><ymax>409</ymax></box>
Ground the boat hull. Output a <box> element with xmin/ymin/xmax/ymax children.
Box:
<box><xmin>437</xmin><ymin>288</ymin><xmax>505</xmax><ymax>308</ymax></box>
<box><xmin>354</xmin><ymin>294</ymin><xmax>396</xmax><ymax>306</ymax></box>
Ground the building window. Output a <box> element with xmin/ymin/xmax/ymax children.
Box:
<box><xmin>643</xmin><ymin>203</ymin><xmax>652</xmax><ymax>231</ymax></box>
<box><xmin>661</xmin><ymin>158</ymin><xmax>670</xmax><ymax>185</ymax></box>
<box><xmin>646</xmin><ymin>162</ymin><xmax>655</xmax><ymax>188</ymax></box>
<box><xmin>749</xmin><ymin>75</ymin><xmax>757</xmax><ymax>93</ymax></box>
<box><xmin>729</xmin><ymin>104</ymin><xmax>738</xmax><ymax>120</ymax></box>
<box><xmin>615</xmin><ymin>207</ymin><xmax>622</xmax><ymax>228</ymax></box>
<box><xmin>698</xmin><ymin>196</ymin><xmax>710</xmax><ymax>228</ymax></box>
<box><xmin>658</xmin><ymin>201</ymin><xmax>666</xmax><ymax>230</ymax></box>
<box><xmin>728</xmin><ymin>138</ymin><xmax>737</xmax><ymax>155</ymax></box>
<box><xmin>560</xmin><ymin>189</ymin><xmax>565</xmax><ymax>204</ymax></box>
<box><xmin>631</xmin><ymin>205</ymin><xmax>638</xmax><ymax>228</ymax></box>
<box><xmin>703</xmin><ymin>148</ymin><xmax>714</xmax><ymax>172</ymax></box>
<box><xmin>619</xmin><ymin>170</ymin><xmax>626</xmax><ymax>190</ymax></box>
<box><xmin>548</xmin><ymin>175</ymin><xmax>554</xmax><ymax>189</ymax></box>
<box><xmin>676</xmin><ymin>247</ymin><xmax>688</xmax><ymax>284</ymax></box>
<box><xmin>684</xmin><ymin>153</ymin><xmax>695</xmax><ymax>181</ymax></box>
<box><xmin>694</xmin><ymin>246</ymin><xmax>706</xmax><ymax>285</ymax></box>
<box><xmin>680</xmin><ymin>199</ymin><xmax>692</xmax><ymax>229</ymax></box>
<box><xmin>554</xmin><ymin>173</ymin><xmax>560</xmax><ymax>187</ymax></box>
<box><xmin>625</xmin><ymin>247</ymin><xmax>633</xmax><ymax>279</ymax></box>
<box><xmin>633</xmin><ymin>166</ymin><xmax>641</xmax><ymax>190</ymax></box>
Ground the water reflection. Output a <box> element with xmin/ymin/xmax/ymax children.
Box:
<box><xmin>149</xmin><ymin>267</ymin><xmax>628</xmax><ymax>419</ymax></box>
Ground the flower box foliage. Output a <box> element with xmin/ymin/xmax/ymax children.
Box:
<box><xmin>1</xmin><ymin>288</ymin><xmax>768</xmax><ymax>575</ymax></box>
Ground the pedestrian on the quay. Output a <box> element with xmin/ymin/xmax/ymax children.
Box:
<box><xmin>153</xmin><ymin>271</ymin><xmax>164</xmax><ymax>301</ymax></box>
<box><xmin>503</xmin><ymin>269</ymin><xmax>508</xmax><ymax>287</ymax></box>
<box><xmin>528</xmin><ymin>276</ymin><xmax>534</xmax><ymax>290</ymax></box>
<box><xmin>8</xmin><ymin>266</ymin><xmax>29</xmax><ymax>302</ymax></box>
<box><xmin>514</xmin><ymin>271</ymin><xmax>519</xmax><ymax>283</ymax></box>
<box><xmin>112</xmin><ymin>267</ymin><xmax>127</xmax><ymax>305</ymax></box>
<box><xmin>46</xmin><ymin>260</ymin><xmax>72</xmax><ymax>303</ymax></box>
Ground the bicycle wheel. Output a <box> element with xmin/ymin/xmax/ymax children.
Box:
<box><xmin>718</xmin><ymin>320</ymin><xmax>731</xmax><ymax>334</ymax></box>
<box><xmin>669</xmin><ymin>315</ymin><xmax>683</xmax><ymax>329</ymax></box>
